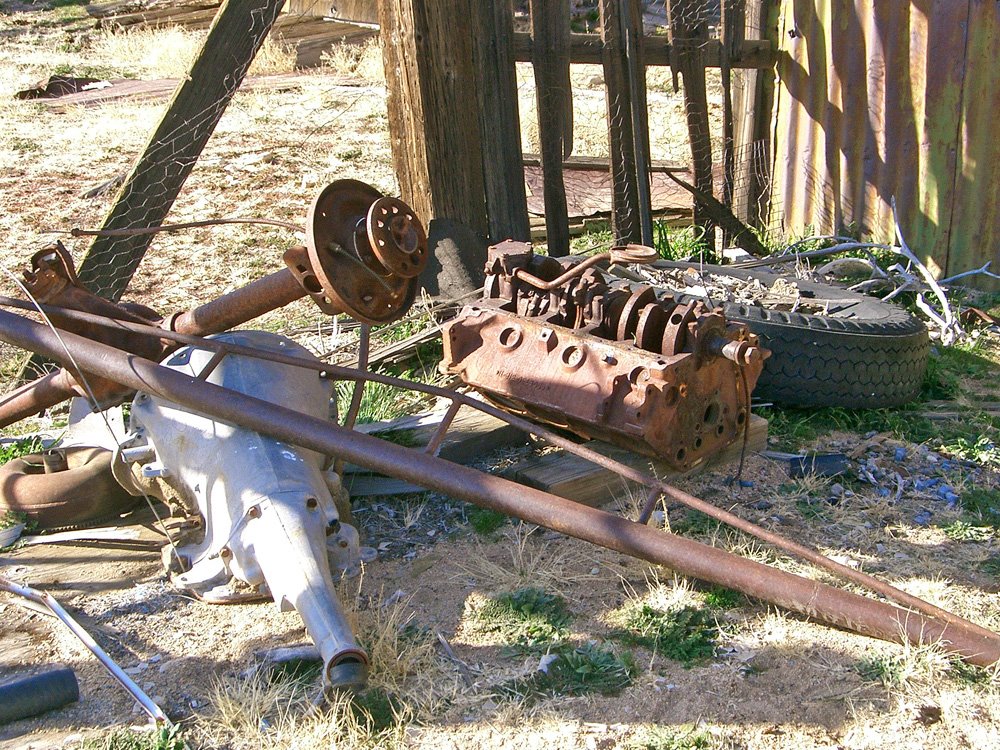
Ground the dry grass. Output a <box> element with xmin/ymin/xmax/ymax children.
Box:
<box><xmin>456</xmin><ymin>523</ymin><xmax>595</xmax><ymax>596</ymax></box>
<box><xmin>321</xmin><ymin>37</ymin><xmax>384</xmax><ymax>82</ymax></box>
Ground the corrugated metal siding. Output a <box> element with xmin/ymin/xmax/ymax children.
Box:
<box><xmin>771</xmin><ymin>0</ymin><xmax>999</xmax><ymax>287</ymax></box>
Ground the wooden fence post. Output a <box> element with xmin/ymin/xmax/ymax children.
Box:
<box><xmin>529</xmin><ymin>0</ymin><xmax>571</xmax><ymax>256</ymax></box>
<box><xmin>473</xmin><ymin>0</ymin><xmax>530</xmax><ymax>243</ymax></box>
<box><xmin>378</xmin><ymin>0</ymin><xmax>488</xmax><ymax>238</ymax></box>
<box><xmin>75</xmin><ymin>0</ymin><xmax>286</xmax><ymax>301</ymax></box>
<box><xmin>600</xmin><ymin>0</ymin><xmax>653</xmax><ymax>246</ymax></box>
<box><xmin>668</xmin><ymin>0</ymin><xmax>716</xmax><ymax>248</ymax></box>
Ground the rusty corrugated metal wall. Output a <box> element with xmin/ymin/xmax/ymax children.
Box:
<box><xmin>771</xmin><ymin>0</ymin><xmax>999</xmax><ymax>287</ymax></box>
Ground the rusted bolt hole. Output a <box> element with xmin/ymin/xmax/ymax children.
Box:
<box><xmin>703</xmin><ymin>402</ymin><xmax>720</xmax><ymax>424</ymax></box>
<box><xmin>694</xmin><ymin>437</ymin><xmax>703</xmax><ymax>449</ymax></box>
<box><xmin>498</xmin><ymin>325</ymin><xmax>522</xmax><ymax>348</ymax></box>
<box><xmin>306</xmin><ymin>497</ymin><xmax>319</xmax><ymax>510</ymax></box>
<box><xmin>736</xmin><ymin>411</ymin><xmax>747</xmax><ymax>425</ymax></box>
<box><xmin>561</xmin><ymin>345</ymin><xmax>585</xmax><ymax>368</ymax></box>
<box><xmin>676</xmin><ymin>447</ymin><xmax>686</xmax><ymax>462</ymax></box>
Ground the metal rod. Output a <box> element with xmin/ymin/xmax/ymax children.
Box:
<box><xmin>0</xmin><ymin>576</ymin><xmax>169</xmax><ymax>724</ymax></box>
<box><xmin>424</xmin><ymin>401</ymin><xmax>462</xmax><ymax>456</ymax></box>
<box><xmin>2</xmin><ymin>297</ymin><xmax>996</xmax><ymax>643</ymax></box>
<box><xmin>0</xmin><ymin>370</ymin><xmax>76</xmax><ymax>427</ymax></box>
<box><xmin>1</xmin><ymin>308</ymin><xmax>997</xmax><ymax>665</ymax></box>
<box><xmin>168</xmin><ymin>268</ymin><xmax>307</xmax><ymax>336</ymax></box>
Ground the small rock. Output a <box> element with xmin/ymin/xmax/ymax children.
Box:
<box><xmin>739</xmin><ymin>479</ymin><xmax>755</xmax><ymax>488</ymax></box>
<box><xmin>751</xmin><ymin>500</ymin><xmax>773</xmax><ymax>511</ymax></box>
<box><xmin>876</xmin><ymin>543</ymin><xmax>886</xmax><ymax>554</ymax></box>
<box><xmin>913</xmin><ymin>510</ymin><xmax>932</xmax><ymax>526</ymax></box>
<box><xmin>863</xmin><ymin>430</ymin><xmax>878</xmax><ymax>439</ymax></box>
<box><xmin>538</xmin><ymin>653</ymin><xmax>559</xmax><ymax>673</ymax></box>
<box><xmin>589</xmin><ymin>566</ymin><xmax>600</xmax><ymax>575</ymax></box>
<box><xmin>830</xmin><ymin>483</ymin><xmax>845</xmax><ymax>497</ymax></box>
<box><xmin>894</xmin><ymin>447</ymin><xmax>907</xmax><ymax>462</ymax></box>
<box><xmin>876</xmin><ymin>487</ymin><xmax>891</xmax><ymax>498</ymax></box>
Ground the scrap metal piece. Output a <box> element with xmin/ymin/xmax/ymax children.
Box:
<box><xmin>0</xmin><ymin>576</ymin><xmax>169</xmax><ymax>725</ymax></box>
<box><xmin>120</xmin><ymin>332</ymin><xmax>368</xmax><ymax>690</ymax></box>
<box><xmin>305</xmin><ymin>179</ymin><xmax>427</xmax><ymax>323</ymax></box>
<box><xmin>442</xmin><ymin>241</ymin><xmax>767</xmax><ymax>470</ymax></box>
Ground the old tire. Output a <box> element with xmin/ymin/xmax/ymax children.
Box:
<box><xmin>0</xmin><ymin>446</ymin><xmax>139</xmax><ymax>529</ymax></box>
<box><xmin>651</xmin><ymin>262</ymin><xmax>930</xmax><ymax>408</ymax></box>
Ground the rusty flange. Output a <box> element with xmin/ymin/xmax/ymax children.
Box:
<box><xmin>305</xmin><ymin>180</ymin><xmax>427</xmax><ymax>324</ymax></box>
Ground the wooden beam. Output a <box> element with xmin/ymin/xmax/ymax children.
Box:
<box><xmin>472</xmin><ymin>0</ymin><xmax>530</xmax><ymax>243</ymax></box>
<box><xmin>529</xmin><ymin>0</ymin><xmax>571</xmax><ymax>256</ymax></box>
<box><xmin>513</xmin><ymin>34</ymin><xmax>776</xmax><ymax>69</ymax></box>
<box><xmin>76</xmin><ymin>0</ymin><xmax>285</xmax><ymax>301</ymax></box>
<box><xmin>600</xmin><ymin>0</ymin><xmax>653</xmax><ymax>246</ymax></box>
<box><xmin>506</xmin><ymin>415</ymin><xmax>768</xmax><ymax>508</ymax></box>
<box><xmin>378</xmin><ymin>0</ymin><xmax>488</xmax><ymax>236</ymax></box>
<box><xmin>669</xmin><ymin>0</ymin><xmax>716</xmax><ymax>247</ymax></box>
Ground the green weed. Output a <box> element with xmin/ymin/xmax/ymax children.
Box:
<box><xmin>611</xmin><ymin>602</ymin><xmax>716</xmax><ymax>666</ymax></box>
<box><xmin>82</xmin><ymin>726</ymin><xmax>185</xmax><ymax>750</ymax></box>
<box><xmin>495</xmin><ymin>643</ymin><xmax>635</xmax><ymax>704</ymax></box>
<box><xmin>628</xmin><ymin>725</ymin><xmax>714</xmax><ymax>750</ymax></box>
<box><xmin>856</xmin><ymin>653</ymin><xmax>905</xmax><ymax>687</ymax></box>
<box><xmin>960</xmin><ymin>482</ymin><xmax>996</xmax><ymax>524</ymax></box>
<box><xmin>942</xmin><ymin>436</ymin><xmax>1000</xmax><ymax>468</ymax></box>
<box><xmin>702</xmin><ymin>586</ymin><xmax>742</xmax><ymax>610</ymax></box>
<box><xmin>0</xmin><ymin>437</ymin><xmax>43</xmax><ymax>465</ymax></box>
<box><xmin>758</xmin><ymin>405</ymin><xmax>936</xmax><ymax>451</ymax></box>
<box><xmin>464</xmin><ymin>587</ymin><xmax>572</xmax><ymax>651</ymax></box>
<box><xmin>468</xmin><ymin>507</ymin><xmax>508</xmax><ymax>535</ymax></box>
<box><xmin>653</xmin><ymin>222</ymin><xmax>720</xmax><ymax>264</ymax></box>
<box><xmin>670</xmin><ymin>510</ymin><xmax>722</xmax><ymax>537</ymax></box>
<box><xmin>980</xmin><ymin>554</ymin><xmax>1000</xmax><ymax>578</ymax></box>
<box><xmin>941</xmin><ymin>520</ymin><xmax>994</xmax><ymax>542</ymax></box>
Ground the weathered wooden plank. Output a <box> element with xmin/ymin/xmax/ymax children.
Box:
<box><xmin>668</xmin><ymin>0</ymin><xmax>716</xmax><ymax>248</ymax></box>
<box><xmin>75</xmin><ymin>0</ymin><xmax>285</xmax><ymax>302</ymax></box>
<box><xmin>600</xmin><ymin>0</ymin><xmax>653</xmax><ymax>246</ymax></box>
<box><xmin>529</xmin><ymin>0</ymin><xmax>571</xmax><ymax>256</ymax></box>
<box><xmin>472</xmin><ymin>0</ymin><xmax>531</xmax><ymax>243</ymax></box>
<box><xmin>523</xmin><ymin>154</ymin><xmax>686</xmax><ymax>173</ymax></box>
<box><xmin>513</xmin><ymin>34</ymin><xmax>776</xmax><ymax>69</ymax></box>
<box><xmin>506</xmin><ymin>414</ymin><xmax>768</xmax><ymax>507</ymax></box>
<box><xmin>378</xmin><ymin>0</ymin><xmax>488</xmax><ymax>236</ymax></box>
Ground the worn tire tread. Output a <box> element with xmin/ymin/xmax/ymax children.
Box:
<box><xmin>652</xmin><ymin>263</ymin><xmax>930</xmax><ymax>408</ymax></box>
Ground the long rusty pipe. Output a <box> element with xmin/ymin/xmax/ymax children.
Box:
<box><xmin>2</xmin><ymin>296</ymin><xmax>997</xmax><ymax>644</ymax></box>
<box><xmin>0</xmin><ymin>307</ymin><xmax>997</xmax><ymax>665</ymax></box>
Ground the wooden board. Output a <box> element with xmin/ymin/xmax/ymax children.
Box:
<box><xmin>505</xmin><ymin>414</ymin><xmax>768</xmax><ymax>507</ymax></box>
<box><xmin>344</xmin><ymin>404</ymin><xmax>529</xmax><ymax>496</ymax></box>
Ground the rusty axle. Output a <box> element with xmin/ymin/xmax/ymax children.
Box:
<box><xmin>0</xmin><ymin>306</ymin><xmax>997</xmax><ymax>666</ymax></box>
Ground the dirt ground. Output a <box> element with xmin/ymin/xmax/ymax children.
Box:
<box><xmin>2</xmin><ymin>4</ymin><xmax>1000</xmax><ymax>750</ymax></box>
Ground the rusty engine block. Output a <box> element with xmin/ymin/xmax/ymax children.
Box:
<box><xmin>442</xmin><ymin>241</ymin><xmax>768</xmax><ymax>470</ymax></box>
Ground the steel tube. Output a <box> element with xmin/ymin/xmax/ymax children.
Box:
<box><xmin>0</xmin><ymin>576</ymin><xmax>169</xmax><ymax>724</ymax></box>
<box><xmin>169</xmin><ymin>268</ymin><xmax>307</xmax><ymax>336</ymax></box>
<box><xmin>2</xmin><ymin>297</ymin><xmax>995</xmax><ymax>642</ymax></box>
<box><xmin>1</xmin><ymin>308</ymin><xmax>997</xmax><ymax>665</ymax></box>
<box><xmin>0</xmin><ymin>370</ymin><xmax>77</xmax><ymax>428</ymax></box>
